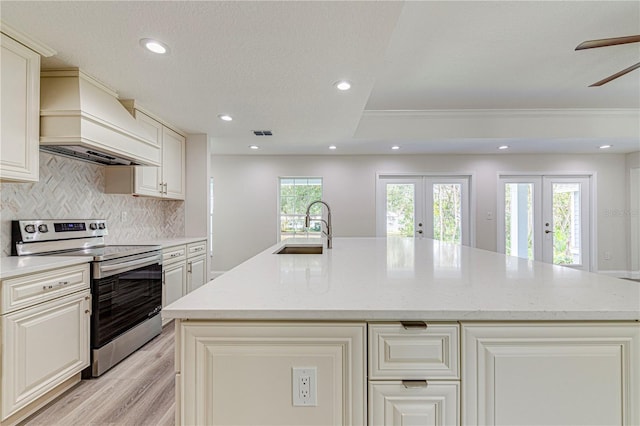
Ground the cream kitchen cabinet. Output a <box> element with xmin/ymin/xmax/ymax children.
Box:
<box><xmin>105</xmin><ymin>102</ymin><xmax>185</xmax><ymax>200</ymax></box>
<box><xmin>369</xmin><ymin>381</ymin><xmax>460</xmax><ymax>426</ymax></box>
<box><xmin>368</xmin><ymin>322</ymin><xmax>460</xmax><ymax>426</ymax></box>
<box><xmin>1</xmin><ymin>263</ymin><xmax>90</xmax><ymax>425</ymax></box>
<box><xmin>462</xmin><ymin>322</ymin><xmax>640</xmax><ymax>426</ymax></box>
<box><xmin>186</xmin><ymin>241</ymin><xmax>207</xmax><ymax>293</ymax></box>
<box><xmin>0</xmin><ymin>33</ymin><xmax>41</xmax><ymax>182</ymax></box>
<box><xmin>161</xmin><ymin>244</ymin><xmax>187</xmax><ymax>326</ymax></box>
<box><xmin>176</xmin><ymin>321</ymin><xmax>366</xmax><ymax>426</ymax></box>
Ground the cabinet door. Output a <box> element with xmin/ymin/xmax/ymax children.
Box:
<box><xmin>1</xmin><ymin>290</ymin><xmax>91</xmax><ymax>420</ymax></box>
<box><xmin>162</xmin><ymin>126</ymin><xmax>185</xmax><ymax>200</ymax></box>
<box><xmin>186</xmin><ymin>255</ymin><xmax>206</xmax><ymax>293</ymax></box>
<box><xmin>133</xmin><ymin>111</ymin><xmax>162</xmax><ymax>197</ymax></box>
<box><xmin>179</xmin><ymin>322</ymin><xmax>366</xmax><ymax>426</ymax></box>
<box><xmin>463</xmin><ymin>323</ymin><xmax>640</xmax><ymax>426</ymax></box>
<box><xmin>163</xmin><ymin>262</ymin><xmax>186</xmax><ymax>308</ymax></box>
<box><xmin>0</xmin><ymin>34</ymin><xmax>40</xmax><ymax>182</ymax></box>
<box><xmin>369</xmin><ymin>381</ymin><xmax>459</xmax><ymax>426</ymax></box>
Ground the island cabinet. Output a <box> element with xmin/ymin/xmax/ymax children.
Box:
<box><xmin>368</xmin><ymin>322</ymin><xmax>460</xmax><ymax>426</ymax></box>
<box><xmin>0</xmin><ymin>33</ymin><xmax>41</xmax><ymax>182</ymax></box>
<box><xmin>105</xmin><ymin>101</ymin><xmax>185</xmax><ymax>200</ymax></box>
<box><xmin>173</xmin><ymin>320</ymin><xmax>640</xmax><ymax>426</ymax></box>
<box><xmin>176</xmin><ymin>321</ymin><xmax>366</xmax><ymax>426</ymax></box>
<box><xmin>0</xmin><ymin>263</ymin><xmax>91</xmax><ymax>425</ymax></box>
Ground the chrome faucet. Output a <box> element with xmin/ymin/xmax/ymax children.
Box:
<box><xmin>305</xmin><ymin>200</ymin><xmax>332</xmax><ymax>249</ymax></box>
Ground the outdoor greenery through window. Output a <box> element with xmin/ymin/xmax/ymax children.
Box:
<box><xmin>279</xmin><ymin>177</ymin><xmax>323</xmax><ymax>240</ymax></box>
<box><xmin>433</xmin><ymin>183</ymin><xmax>462</xmax><ymax>243</ymax></box>
<box><xmin>386</xmin><ymin>184</ymin><xmax>415</xmax><ymax>237</ymax></box>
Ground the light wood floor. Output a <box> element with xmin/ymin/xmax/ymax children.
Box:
<box><xmin>23</xmin><ymin>324</ymin><xmax>175</xmax><ymax>426</ymax></box>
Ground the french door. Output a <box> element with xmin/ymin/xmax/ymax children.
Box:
<box><xmin>376</xmin><ymin>175</ymin><xmax>471</xmax><ymax>246</ymax></box>
<box><xmin>498</xmin><ymin>175</ymin><xmax>592</xmax><ymax>271</ymax></box>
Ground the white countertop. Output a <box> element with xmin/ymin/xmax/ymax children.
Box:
<box><xmin>0</xmin><ymin>256</ymin><xmax>92</xmax><ymax>280</ymax></box>
<box><xmin>163</xmin><ymin>237</ymin><xmax>640</xmax><ymax>321</ymax></box>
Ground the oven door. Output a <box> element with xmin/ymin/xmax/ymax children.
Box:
<box><xmin>91</xmin><ymin>254</ymin><xmax>162</xmax><ymax>349</ymax></box>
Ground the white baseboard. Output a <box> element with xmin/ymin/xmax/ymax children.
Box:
<box><xmin>595</xmin><ymin>270</ymin><xmax>640</xmax><ymax>279</ymax></box>
<box><xmin>211</xmin><ymin>270</ymin><xmax>226</xmax><ymax>280</ymax></box>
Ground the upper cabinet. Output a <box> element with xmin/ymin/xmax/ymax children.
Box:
<box><xmin>105</xmin><ymin>101</ymin><xmax>186</xmax><ymax>200</ymax></box>
<box><xmin>0</xmin><ymin>25</ymin><xmax>55</xmax><ymax>183</ymax></box>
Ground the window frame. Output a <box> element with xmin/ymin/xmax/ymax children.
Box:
<box><xmin>277</xmin><ymin>176</ymin><xmax>324</xmax><ymax>241</ymax></box>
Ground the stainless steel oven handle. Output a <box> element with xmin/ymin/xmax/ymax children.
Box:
<box><xmin>100</xmin><ymin>256</ymin><xmax>160</xmax><ymax>273</ymax></box>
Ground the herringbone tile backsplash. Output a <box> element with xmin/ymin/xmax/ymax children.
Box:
<box><xmin>0</xmin><ymin>152</ymin><xmax>185</xmax><ymax>256</ymax></box>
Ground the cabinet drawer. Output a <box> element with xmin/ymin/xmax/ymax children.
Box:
<box><xmin>163</xmin><ymin>245</ymin><xmax>186</xmax><ymax>264</ymax></box>
<box><xmin>1</xmin><ymin>263</ymin><xmax>90</xmax><ymax>315</ymax></box>
<box><xmin>369</xmin><ymin>322</ymin><xmax>459</xmax><ymax>380</ymax></box>
<box><xmin>187</xmin><ymin>241</ymin><xmax>206</xmax><ymax>258</ymax></box>
<box><xmin>369</xmin><ymin>381</ymin><xmax>459</xmax><ymax>426</ymax></box>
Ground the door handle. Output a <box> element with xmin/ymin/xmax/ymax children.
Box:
<box><xmin>545</xmin><ymin>230</ymin><xmax>553</xmax><ymax>234</ymax></box>
<box><xmin>417</xmin><ymin>230</ymin><xmax>423</xmax><ymax>234</ymax></box>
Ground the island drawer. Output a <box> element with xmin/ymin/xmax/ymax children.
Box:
<box><xmin>1</xmin><ymin>263</ymin><xmax>90</xmax><ymax>315</ymax></box>
<box><xmin>187</xmin><ymin>241</ymin><xmax>206</xmax><ymax>258</ymax></box>
<box><xmin>163</xmin><ymin>245</ymin><xmax>186</xmax><ymax>264</ymax></box>
<box><xmin>368</xmin><ymin>322</ymin><xmax>459</xmax><ymax>379</ymax></box>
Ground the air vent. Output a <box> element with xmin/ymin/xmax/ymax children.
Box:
<box><xmin>253</xmin><ymin>130</ymin><xmax>273</xmax><ymax>136</ymax></box>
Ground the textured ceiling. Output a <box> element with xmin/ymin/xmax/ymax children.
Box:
<box><xmin>1</xmin><ymin>1</ymin><xmax>639</xmax><ymax>155</ymax></box>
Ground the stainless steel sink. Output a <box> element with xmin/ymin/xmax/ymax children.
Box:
<box><xmin>275</xmin><ymin>245</ymin><xmax>323</xmax><ymax>254</ymax></box>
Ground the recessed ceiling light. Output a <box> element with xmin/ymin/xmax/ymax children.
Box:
<box><xmin>249</xmin><ymin>145</ymin><xmax>259</xmax><ymax>150</ymax></box>
<box><xmin>329</xmin><ymin>145</ymin><xmax>337</xmax><ymax>150</ymax></box>
<box><xmin>218</xmin><ymin>114</ymin><xmax>233</xmax><ymax>122</ymax></box>
<box><xmin>334</xmin><ymin>80</ymin><xmax>352</xmax><ymax>91</ymax></box>
<box><xmin>140</xmin><ymin>38</ymin><xmax>169</xmax><ymax>54</ymax></box>
<box><xmin>599</xmin><ymin>144</ymin><xmax>612</xmax><ymax>149</ymax></box>
<box><xmin>498</xmin><ymin>145</ymin><xmax>509</xmax><ymax>150</ymax></box>
<box><xmin>391</xmin><ymin>145</ymin><xmax>400</xmax><ymax>150</ymax></box>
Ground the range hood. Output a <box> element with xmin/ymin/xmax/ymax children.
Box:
<box><xmin>39</xmin><ymin>69</ymin><xmax>161</xmax><ymax>166</ymax></box>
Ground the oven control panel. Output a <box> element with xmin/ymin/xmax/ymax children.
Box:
<box><xmin>12</xmin><ymin>219</ymin><xmax>108</xmax><ymax>243</ymax></box>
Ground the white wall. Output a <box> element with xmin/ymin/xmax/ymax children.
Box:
<box><xmin>626</xmin><ymin>152</ymin><xmax>640</xmax><ymax>276</ymax></box>
<box><xmin>211</xmin><ymin>153</ymin><xmax>628</xmax><ymax>273</ymax></box>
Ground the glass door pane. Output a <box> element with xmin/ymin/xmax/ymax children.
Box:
<box><xmin>385</xmin><ymin>183</ymin><xmax>416</xmax><ymax>237</ymax></box>
<box><xmin>432</xmin><ymin>183</ymin><xmax>462</xmax><ymax>244</ymax></box>
<box><xmin>504</xmin><ymin>183</ymin><xmax>534</xmax><ymax>260</ymax></box>
<box><xmin>550</xmin><ymin>183</ymin><xmax>582</xmax><ymax>265</ymax></box>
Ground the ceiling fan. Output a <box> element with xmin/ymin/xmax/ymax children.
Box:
<box><xmin>575</xmin><ymin>35</ymin><xmax>640</xmax><ymax>86</ymax></box>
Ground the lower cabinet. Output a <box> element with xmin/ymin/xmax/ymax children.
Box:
<box><xmin>368</xmin><ymin>322</ymin><xmax>460</xmax><ymax>426</ymax></box>
<box><xmin>462</xmin><ymin>322</ymin><xmax>640</xmax><ymax>426</ymax></box>
<box><xmin>177</xmin><ymin>321</ymin><xmax>366</xmax><ymax>426</ymax></box>
<box><xmin>186</xmin><ymin>255</ymin><xmax>206</xmax><ymax>293</ymax></box>
<box><xmin>369</xmin><ymin>381</ymin><xmax>459</xmax><ymax>426</ymax></box>
<box><xmin>1</xmin><ymin>289</ymin><xmax>91</xmax><ymax>421</ymax></box>
<box><xmin>161</xmin><ymin>241</ymin><xmax>207</xmax><ymax>326</ymax></box>
<box><xmin>172</xmin><ymin>320</ymin><xmax>639</xmax><ymax>426</ymax></box>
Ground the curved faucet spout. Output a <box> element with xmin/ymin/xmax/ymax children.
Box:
<box><xmin>305</xmin><ymin>200</ymin><xmax>332</xmax><ymax>249</ymax></box>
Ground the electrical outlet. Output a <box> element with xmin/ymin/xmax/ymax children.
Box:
<box><xmin>604</xmin><ymin>251</ymin><xmax>611</xmax><ymax>260</ymax></box>
<box><xmin>121</xmin><ymin>211</ymin><xmax>128</xmax><ymax>222</ymax></box>
<box><xmin>292</xmin><ymin>367</ymin><xmax>317</xmax><ymax>406</ymax></box>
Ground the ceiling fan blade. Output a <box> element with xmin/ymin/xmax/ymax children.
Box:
<box><xmin>589</xmin><ymin>62</ymin><xmax>640</xmax><ymax>86</ymax></box>
<box><xmin>576</xmin><ymin>35</ymin><xmax>640</xmax><ymax>50</ymax></box>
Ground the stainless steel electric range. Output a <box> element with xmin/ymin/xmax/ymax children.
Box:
<box><xmin>12</xmin><ymin>219</ymin><xmax>163</xmax><ymax>377</ymax></box>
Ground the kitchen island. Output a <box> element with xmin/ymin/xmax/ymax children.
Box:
<box><xmin>163</xmin><ymin>237</ymin><xmax>640</xmax><ymax>426</ymax></box>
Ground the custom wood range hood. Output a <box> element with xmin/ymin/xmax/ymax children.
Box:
<box><xmin>39</xmin><ymin>68</ymin><xmax>161</xmax><ymax>166</ymax></box>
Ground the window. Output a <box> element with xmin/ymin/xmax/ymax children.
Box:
<box><xmin>279</xmin><ymin>177</ymin><xmax>323</xmax><ymax>240</ymax></box>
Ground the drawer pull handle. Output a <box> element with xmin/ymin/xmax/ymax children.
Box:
<box><xmin>402</xmin><ymin>380</ymin><xmax>428</xmax><ymax>389</ymax></box>
<box><xmin>401</xmin><ymin>321</ymin><xmax>427</xmax><ymax>329</ymax></box>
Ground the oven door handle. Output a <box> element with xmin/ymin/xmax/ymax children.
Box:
<box><xmin>100</xmin><ymin>256</ymin><xmax>160</xmax><ymax>273</ymax></box>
